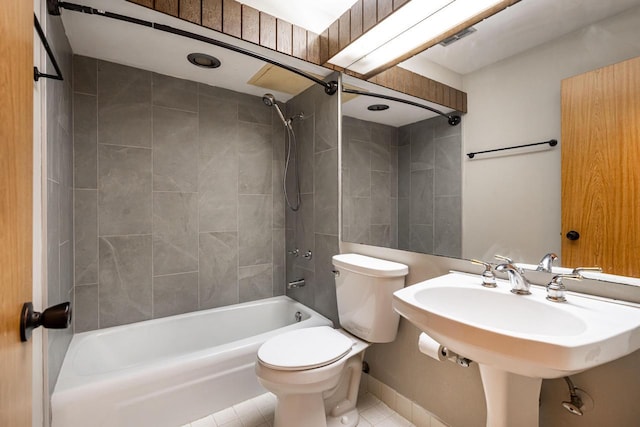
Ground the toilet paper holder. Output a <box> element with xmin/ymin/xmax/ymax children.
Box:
<box><xmin>418</xmin><ymin>333</ymin><xmax>472</xmax><ymax>368</ymax></box>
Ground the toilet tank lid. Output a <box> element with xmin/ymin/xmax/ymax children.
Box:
<box><xmin>332</xmin><ymin>254</ymin><xmax>408</xmax><ymax>277</ymax></box>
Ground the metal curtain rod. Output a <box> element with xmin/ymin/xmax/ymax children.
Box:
<box><xmin>466</xmin><ymin>139</ymin><xmax>558</xmax><ymax>159</ymax></box>
<box><xmin>34</xmin><ymin>14</ymin><xmax>64</xmax><ymax>82</ymax></box>
<box><xmin>48</xmin><ymin>1</ymin><xmax>338</xmax><ymax>95</ymax></box>
<box><xmin>342</xmin><ymin>87</ymin><xmax>461</xmax><ymax>126</ymax></box>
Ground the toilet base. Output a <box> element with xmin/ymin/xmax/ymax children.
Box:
<box><xmin>274</xmin><ymin>393</ymin><xmax>327</xmax><ymax>427</ymax></box>
<box><xmin>273</xmin><ymin>393</ymin><xmax>360</xmax><ymax>427</ymax></box>
<box><xmin>327</xmin><ymin>407</ymin><xmax>359</xmax><ymax>427</ymax></box>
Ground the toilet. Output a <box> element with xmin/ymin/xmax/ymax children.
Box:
<box><xmin>255</xmin><ymin>253</ymin><xmax>409</xmax><ymax>427</ymax></box>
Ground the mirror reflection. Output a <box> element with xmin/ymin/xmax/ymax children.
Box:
<box><xmin>341</xmin><ymin>88</ymin><xmax>461</xmax><ymax>258</ymax></box>
<box><xmin>341</xmin><ymin>0</ymin><xmax>640</xmax><ymax>280</ymax></box>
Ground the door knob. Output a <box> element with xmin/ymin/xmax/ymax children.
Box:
<box><xmin>20</xmin><ymin>301</ymin><xmax>72</xmax><ymax>342</ymax></box>
<box><xmin>566</xmin><ymin>230</ymin><xmax>580</xmax><ymax>241</ymax></box>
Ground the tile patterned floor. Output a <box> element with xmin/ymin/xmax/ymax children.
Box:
<box><xmin>182</xmin><ymin>391</ymin><xmax>415</xmax><ymax>427</ymax></box>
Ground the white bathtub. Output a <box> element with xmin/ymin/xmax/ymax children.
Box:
<box><xmin>51</xmin><ymin>296</ymin><xmax>332</xmax><ymax>427</ymax></box>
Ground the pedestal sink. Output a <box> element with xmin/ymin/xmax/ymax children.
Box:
<box><xmin>393</xmin><ymin>272</ymin><xmax>640</xmax><ymax>427</ymax></box>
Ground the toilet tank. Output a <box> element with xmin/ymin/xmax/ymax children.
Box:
<box><xmin>332</xmin><ymin>254</ymin><xmax>409</xmax><ymax>343</ymax></box>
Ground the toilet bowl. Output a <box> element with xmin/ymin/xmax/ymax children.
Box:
<box><xmin>255</xmin><ymin>254</ymin><xmax>409</xmax><ymax>427</ymax></box>
<box><xmin>256</xmin><ymin>327</ymin><xmax>369</xmax><ymax>427</ymax></box>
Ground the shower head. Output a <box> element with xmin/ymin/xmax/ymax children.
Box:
<box><xmin>262</xmin><ymin>93</ymin><xmax>288</xmax><ymax>127</ymax></box>
<box><xmin>262</xmin><ymin>93</ymin><xmax>276</xmax><ymax>107</ymax></box>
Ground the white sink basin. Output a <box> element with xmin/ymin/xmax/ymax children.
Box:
<box><xmin>393</xmin><ymin>272</ymin><xmax>640</xmax><ymax>378</ymax></box>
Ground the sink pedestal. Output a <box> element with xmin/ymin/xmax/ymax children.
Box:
<box><xmin>479</xmin><ymin>364</ymin><xmax>542</xmax><ymax>427</ymax></box>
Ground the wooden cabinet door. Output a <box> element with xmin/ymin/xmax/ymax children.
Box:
<box><xmin>0</xmin><ymin>0</ymin><xmax>33</xmax><ymax>425</ymax></box>
<box><xmin>561</xmin><ymin>56</ymin><xmax>640</xmax><ymax>276</ymax></box>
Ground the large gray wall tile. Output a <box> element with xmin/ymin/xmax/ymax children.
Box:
<box><xmin>409</xmin><ymin>169</ymin><xmax>434</xmax><ymax>225</ymax></box>
<box><xmin>434</xmin><ymin>135</ymin><xmax>462</xmax><ymax>197</ymax></box>
<box><xmin>434</xmin><ymin>196</ymin><xmax>462</xmax><ymax>258</ymax></box>
<box><xmin>73</xmin><ymin>55</ymin><xmax>96</xmax><ymax>95</ymax></box>
<box><xmin>273</xmin><ymin>229</ymin><xmax>285</xmax><ymax>296</ymax></box>
<box><xmin>410</xmin><ymin>121</ymin><xmax>435</xmax><ymax>171</ymax></box>
<box><xmin>371</xmin><ymin>224</ymin><xmax>392</xmax><ymax>248</ymax></box>
<box><xmin>273</xmin><ymin>160</ymin><xmax>285</xmax><ymax>228</ymax></box>
<box><xmin>153</xmin><ymin>192</ymin><xmax>198</xmax><ymax>275</ymax></box>
<box><xmin>315</xmin><ymin>94</ymin><xmax>338</xmax><ymax>152</ymax></box>
<box><xmin>46</xmin><ymin>86</ymin><xmax>61</xmax><ymax>183</ymax></box>
<box><xmin>47</xmin><ymin>181</ymin><xmax>60</xmax><ymax>304</ymax></box>
<box><xmin>74</xmin><ymin>284</ymin><xmax>99</xmax><ymax>332</ymax></box>
<box><xmin>153</xmin><ymin>106</ymin><xmax>198</xmax><ymax>192</ymax></box>
<box><xmin>60</xmin><ymin>184</ymin><xmax>73</xmax><ymax>245</ymax></box>
<box><xmin>98</xmin><ymin>145</ymin><xmax>152</xmax><ymax>235</ymax></box>
<box><xmin>60</xmin><ymin>240</ymin><xmax>73</xmax><ymax>299</ymax></box>
<box><xmin>199</xmin><ymin>95</ymin><xmax>238</xmax><ymax>232</ymax></box>
<box><xmin>98</xmin><ymin>60</ymin><xmax>152</xmax><ymax>147</ymax></box>
<box><xmin>153</xmin><ymin>272</ymin><xmax>199</xmax><ymax>318</ymax></box>
<box><xmin>295</xmin><ymin>116</ymin><xmax>315</xmax><ymax>194</ymax></box>
<box><xmin>74</xmin><ymin>189</ymin><xmax>97</xmax><ymax>285</ymax></box>
<box><xmin>397</xmin><ymin>144</ymin><xmax>410</xmax><ymax>198</ymax></box>
<box><xmin>199</xmin><ymin>232</ymin><xmax>238</xmax><ymax>309</ymax></box>
<box><xmin>348</xmin><ymin>140</ymin><xmax>371</xmax><ymax>198</ymax></box>
<box><xmin>410</xmin><ymin>224</ymin><xmax>433</xmax><ymax>254</ymax></box>
<box><xmin>99</xmin><ymin>235</ymin><xmax>152</xmax><ymax>328</ymax></box>
<box><xmin>73</xmin><ymin>93</ymin><xmax>97</xmax><ymax>189</ymax></box>
<box><xmin>238</xmin><ymin>96</ymin><xmax>272</xmax><ymax>125</ymax></box>
<box><xmin>314</xmin><ymin>149</ymin><xmax>338</xmax><ymax>235</ymax></box>
<box><xmin>238</xmin><ymin>195</ymin><xmax>273</xmax><ymax>266</ymax></box>
<box><xmin>152</xmin><ymin>73</ymin><xmax>198</xmax><ymax>112</ymax></box>
<box><xmin>239</xmin><ymin>264</ymin><xmax>273</xmax><ymax>302</ymax></box>
<box><xmin>398</xmin><ymin>197</ymin><xmax>410</xmax><ymax>250</ymax></box>
<box><xmin>292</xmin><ymin>193</ymin><xmax>315</xmax><ymax>270</ymax></box>
<box><xmin>238</xmin><ymin>122</ymin><xmax>272</xmax><ymax>194</ymax></box>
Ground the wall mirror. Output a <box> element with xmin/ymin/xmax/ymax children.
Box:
<box><xmin>340</xmin><ymin>0</ymin><xmax>640</xmax><ymax>284</ymax></box>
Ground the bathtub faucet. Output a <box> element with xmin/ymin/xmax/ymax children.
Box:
<box><xmin>287</xmin><ymin>279</ymin><xmax>305</xmax><ymax>289</ymax></box>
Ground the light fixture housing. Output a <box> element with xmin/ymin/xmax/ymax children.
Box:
<box><xmin>187</xmin><ymin>53</ymin><xmax>221</xmax><ymax>68</ymax></box>
<box><xmin>367</xmin><ymin>104</ymin><xmax>389</xmax><ymax>111</ymax></box>
<box><xmin>329</xmin><ymin>0</ymin><xmax>502</xmax><ymax>75</ymax></box>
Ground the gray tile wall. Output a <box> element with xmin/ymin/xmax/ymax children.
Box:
<box><xmin>342</xmin><ymin>116</ymin><xmax>399</xmax><ymax>249</ymax></box>
<box><xmin>284</xmin><ymin>76</ymin><xmax>340</xmax><ymax>326</ymax></box>
<box><xmin>398</xmin><ymin>116</ymin><xmax>462</xmax><ymax>257</ymax></box>
<box><xmin>45</xmin><ymin>14</ymin><xmax>74</xmax><ymax>396</ymax></box>
<box><xmin>341</xmin><ymin>114</ymin><xmax>461</xmax><ymax>258</ymax></box>
<box><xmin>72</xmin><ymin>56</ymin><xmax>285</xmax><ymax>331</ymax></box>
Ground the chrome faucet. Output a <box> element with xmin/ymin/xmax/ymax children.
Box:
<box><xmin>537</xmin><ymin>252</ymin><xmax>558</xmax><ymax>273</ymax></box>
<box><xmin>494</xmin><ymin>255</ymin><xmax>532</xmax><ymax>295</ymax></box>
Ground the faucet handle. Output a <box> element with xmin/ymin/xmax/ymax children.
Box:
<box><xmin>572</xmin><ymin>267</ymin><xmax>603</xmax><ymax>276</ymax></box>
<box><xmin>546</xmin><ymin>273</ymin><xmax>582</xmax><ymax>302</ymax></box>
<box><xmin>494</xmin><ymin>254</ymin><xmax>514</xmax><ymax>264</ymax></box>
<box><xmin>471</xmin><ymin>259</ymin><xmax>497</xmax><ymax>288</ymax></box>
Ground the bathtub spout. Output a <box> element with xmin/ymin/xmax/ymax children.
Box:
<box><xmin>287</xmin><ymin>278</ymin><xmax>305</xmax><ymax>289</ymax></box>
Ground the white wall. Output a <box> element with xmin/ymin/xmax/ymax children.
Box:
<box><xmin>461</xmin><ymin>6</ymin><xmax>640</xmax><ymax>265</ymax></box>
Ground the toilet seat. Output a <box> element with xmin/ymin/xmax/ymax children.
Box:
<box><xmin>258</xmin><ymin>326</ymin><xmax>354</xmax><ymax>371</ymax></box>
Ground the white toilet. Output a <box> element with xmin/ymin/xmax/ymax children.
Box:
<box><xmin>255</xmin><ymin>253</ymin><xmax>409</xmax><ymax>427</ymax></box>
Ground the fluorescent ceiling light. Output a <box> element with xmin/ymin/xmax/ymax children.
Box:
<box><xmin>329</xmin><ymin>0</ymin><xmax>503</xmax><ymax>74</ymax></box>
<box><xmin>236</xmin><ymin>0</ymin><xmax>358</xmax><ymax>34</ymax></box>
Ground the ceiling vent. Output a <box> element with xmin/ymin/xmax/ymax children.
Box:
<box><xmin>439</xmin><ymin>26</ymin><xmax>477</xmax><ymax>47</ymax></box>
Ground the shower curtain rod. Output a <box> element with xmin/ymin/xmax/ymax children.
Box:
<box><xmin>48</xmin><ymin>0</ymin><xmax>338</xmax><ymax>95</ymax></box>
<box><xmin>342</xmin><ymin>87</ymin><xmax>461</xmax><ymax>126</ymax></box>
<box><xmin>34</xmin><ymin>14</ymin><xmax>64</xmax><ymax>81</ymax></box>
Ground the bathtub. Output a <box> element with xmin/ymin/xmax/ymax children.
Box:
<box><xmin>51</xmin><ymin>296</ymin><xmax>332</xmax><ymax>427</ymax></box>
